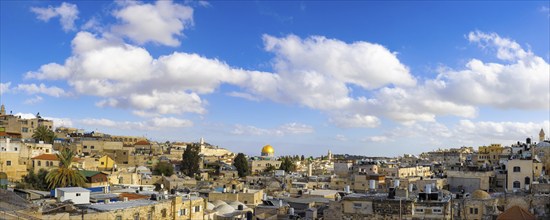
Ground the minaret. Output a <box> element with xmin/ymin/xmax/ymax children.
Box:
<box><xmin>540</xmin><ymin>129</ymin><xmax>546</xmax><ymax>142</ymax></box>
<box><xmin>327</xmin><ymin>150</ymin><xmax>332</xmax><ymax>161</ymax></box>
<box><xmin>0</xmin><ymin>104</ymin><xmax>5</xmax><ymax>115</ymax></box>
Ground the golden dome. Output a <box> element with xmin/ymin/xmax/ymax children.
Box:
<box><xmin>261</xmin><ymin>145</ymin><xmax>275</xmax><ymax>154</ymax></box>
<box><xmin>471</xmin><ymin>189</ymin><xmax>491</xmax><ymax>200</ymax></box>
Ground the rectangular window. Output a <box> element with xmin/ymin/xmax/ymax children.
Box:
<box><xmin>470</xmin><ymin>208</ymin><xmax>473</xmax><ymax>214</ymax></box>
<box><xmin>433</xmin><ymin>208</ymin><xmax>442</xmax><ymax>213</ymax></box>
<box><xmin>353</xmin><ymin>203</ymin><xmax>362</xmax><ymax>208</ymax></box>
<box><xmin>91</xmin><ymin>146</ymin><xmax>95</xmax><ymax>149</ymax></box>
<box><xmin>474</xmin><ymin>208</ymin><xmax>478</xmax><ymax>214</ymax></box>
<box><xmin>513</xmin><ymin>166</ymin><xmax>521</xmax><ymax>172</ymax></box>
<box><xmin>194</xmin><ymin>205</ymin><xmax>201</xmax><ymax>212</ymax></box>
<box><xmin>179</xmin><ymin>209</ymin><xmax>187</xmax><ymax>216</ymax></box>
<box><xmin>101</xmin><ymin>162</ymin><xmax>105</xmax><ymax>165</ymax></box>
<box><xmin>6</xmin><ymin>161</ymin><xmax>11</xmax><ymax>166</ymax></box>
<box><xmin>415</xmin><ymin>208</ymin><xmax>424</xmax><ymax>213</ymax></box>
<box><xmin>76</xmin><ymin>193</ymin><xmax>81</xmax><ymax>196</ymax></box>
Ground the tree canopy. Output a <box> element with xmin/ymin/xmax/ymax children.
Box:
<box><xmin>233</xmin><ymin>153</ymin><xmax>249</xmax><ymax>177</ymax></box>
<box><xmin>45</xmin><ymin>148</ymin><xmax>86</xmax><ymax>189</ymax></box>
<box><xmin>17</xmin><ymin>169</ymin><xmax>49</xmax><ymax>190</ymax></box>
<box><xmin>181</xmin><ymin>144</ymin><xmax>200</xmax><ymax>176</ymax></box>
<box><xmin>32</xmin><ymin>125</ymin><xmax>56</xmax><ymax>144</ymax></box>
<box><xmin>153</xmin><ymin>161</ymin><xmax>174</xmax><ymax>176</ymax></box>
<box><xmin>279</xmin><ymin>157</ymin><xmax>296</xmax><ymax>173</ymax></box>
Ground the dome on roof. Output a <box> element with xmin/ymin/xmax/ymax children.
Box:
<box><xmin>472</xmin><ymin>190</ymin><xmax>491</xmax><ymax>199</ymax></box>
<box><xmin>136</xmin><ymin>166</ymin><xmax>150</xmax><ymax>173</ymax></box>
<box><xmin>536</xmin><ymin>141</ymin><xmax>550</xmax><ymax>148</ymax></box>
<box><xmin>214</xmin><ymin>204</ymin><xmax>235</xmax><ymax>215</ymax></box>
<box><xmin>228</xmin><ymin>201</ymin><xmax>247</xmax><ymax>209</ymax></box>
<box><xmin>261</xmin><ymin>145</ymin><xmax>275</xmax><ymax>157</ymax></box>
<box><xmin>206</xmin><ymin>202</ymin><xmax>215</xmax><ymax>210</ymax></box>
<box><xmin>212</xmin><ymin>200</ymin><xmax>227</xmax><ymax>207</ymax></box>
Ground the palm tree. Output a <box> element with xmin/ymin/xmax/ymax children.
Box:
<box><xmin>32</xmin><ymin>125</ymin><xmax>56</xmax><ymax>144</ymax></box>
<box><xmin>45</xmin><ymin>148</ymin><xmax>86</xmax><ymax>189</ymax></box>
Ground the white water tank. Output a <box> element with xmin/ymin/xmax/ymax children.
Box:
<box><xmin>344</xmin><ymin>185</ymin><xmax>350</xmax><ymax>193</ymax></box>
<box><xmin>409</xmin><ymin>183</ymin><xmax>414</xmax><ymax>192</ymax></box>
<box><xmin>425</xmin><ymin>184</ymin><xmax>432</xmax><ymax>194</ymax></box>
<box><xmin>394</xmin><ymin>179</ymin><xmax>400</xmax><ymax>188</ymax></box>
<box><xmin>289</xmin><ymin>207</ymin><xmax>295</xmax><ymax>215</ymax></box>
<box><xmin>369</xmin><ymin>180</ymin><xmax>376</xmax><ymax>190</ymax></box>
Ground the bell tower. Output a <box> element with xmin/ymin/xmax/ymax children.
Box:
<box><xmin>540</xmin><ymin>129</ymin><xmax>546</xmax><ymax>142</ymax></box>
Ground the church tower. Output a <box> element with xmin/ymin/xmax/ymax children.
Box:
<box><xmin>540</xmin><ymin>129</ymin><xmax>546</xmax><ymax>142</ymax></box>
<box><xmin>0</xmin><ymin>104</ymin><xmax>5</xmax><ymax>115</ymax></box>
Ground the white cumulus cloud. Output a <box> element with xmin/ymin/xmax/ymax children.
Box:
<box><xmin>431</xmin><ymin>31</ymin><xmax>549</xmax><ymax>109</ymax></box>
<box><xmin>0</xmin><ymin>82</ymin><xmax>10</xmax><ymax>94</ymax></box>
<box><xmin>79</xmin><ymin>117</ymin><xmax>192</xmax><ymax>130</ymax></box>
<box><xmin>24</xmin><ymin>96</ymin><xmax>44</xmax><ymax>105</ymax></box>
<box><xmin>30</xmin><ymin>2</ymin><xmax>79</xmax><ymax>32</ymax></box>
<box><xmin>112</xmin><ymin>0</ymin><xmax>193</xmax><ymax>46</ymax></box>
<box><xmin>14</xmin><ymin>83</ymin><xmax>66</xmax><ymax>97</ymax></box>
<box><xmin>232</xmin><ymin>123</ymin><xmax>314</xmax><ymax>136</ymax></box>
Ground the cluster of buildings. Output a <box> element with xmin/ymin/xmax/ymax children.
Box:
<box><xmin>0</xmin><ymin>104</ymin><xmax>549</xmax><ymax>219</ymax></box>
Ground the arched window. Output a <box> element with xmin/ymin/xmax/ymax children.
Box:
<box><xmin>525</xmin><ymin>177</ymin><xmax>530</xmax><ymax>185</ymax></box>
<box><xmin>513</xmin><ymin>181</ymin><xmax>520</xmax><ymax>189</ymax></box>
<box><xmin>513</xmin><ymin>166</ymin><xmax>521</xmax><ymax>172</ymax></box>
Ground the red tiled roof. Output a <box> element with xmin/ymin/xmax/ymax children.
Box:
<box><xmin>31</xmin><ymin>154</ymin><xmax>83</xmax><ymax>162</ymax></box>
<box><xmin>497</xmin><ymin>206</ymin><xmax>536</xmax><ymax>220</ymax></box>
<box><xmin>118</xmin><ymin>193</ymin><xmax>149</xmax><ymax>201</ymax></box>
<box><xmin>0</xmin><ymin>131</ymin><xmax>22</xmax><ymax>137</ymax></box>
<box><xmin>134</xmin><ymin>140</ymin><xmax>150</xmax><ymax>145</ymax></box>
<box><xmin>31</xmin><ymin>154</ymin><xmax>59</xmax><ymax>161</ymax></box>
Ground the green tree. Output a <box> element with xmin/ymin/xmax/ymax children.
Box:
<box><xmin>17</xmin><ymin>169</ymin><xmax>49</xmax><ymax>190</ymax></box>
<box><xmin>32</xmin><ymin>125</ymin><xmax>56</xmax><ymax>144</ymax></box>
<box><xmin>279</xmin><ymin>157</ymin><xmax>296</xmax><ymax>173</ymax></box>
<box><xmin>153</xmin><ymin>161</ymin><xmax>174</xmax><ymax>176</ymax></box>
<box><xmin>233</xmin><ymin>153</ymin><xmax>249</xmax><ymax>177</ymax></box>
<box><xmin>263</xmin><ymin>164</ymin><xmax>276</xmax><ymax>174</ymax></box>
<box><xmin>45</xmin><ymin>148</ymin><xmax>86</xmax><ymax>189</ymax></box>
<box><xmin>181</xmin><ymin>144</ymin><xmax>200</xmax><ymax>176</ymax></box>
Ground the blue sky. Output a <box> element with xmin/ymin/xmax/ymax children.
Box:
<box><xmin>1</xmin><ymin>1</ymin><xmax>549</xmax><ymax>157</ymax></box>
